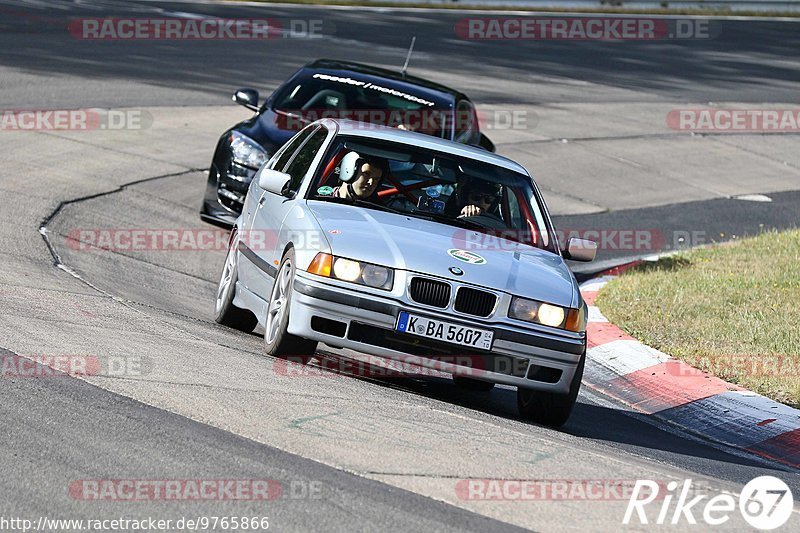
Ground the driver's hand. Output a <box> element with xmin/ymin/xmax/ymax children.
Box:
<box><xmin>460</xmin><ymin>205</ymin><xmax>483</xmax><ymax>217</ymax></box>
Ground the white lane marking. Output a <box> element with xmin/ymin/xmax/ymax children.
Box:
<box><xmin>688</xmin><ymin>391</ymin><xmax>800</xmax><ymax>447</ymax></box>
<box><xmin>733</xmin><ymin>193</ymin><xmax>773</xmax><ymax>202</ymax></box>
<box><xmin>588</xmin><ymin>339</ymin><xmax>671</xmax><ymax>376</ymax></box>
<box><xmin>587</xmin><ymin>305</ymin><xmax>608</xmax><ymax>323</ymax></box>
<box><xmin>160</xmin><ymin>11</ymin><xmax>209</xmax><ymax>19</ymax></box>
<box><xmin>582</xmin><ymin>377</ymin><xmax>800</xmax><ymax>472</ymax></box>
<box><xmin>579</xmin><ymin>276</ymin><xmax>612</xmax><ymax>293</ymax></box>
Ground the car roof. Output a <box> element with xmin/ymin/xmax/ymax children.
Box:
<box><xmin>321</xmin><ymin>118</ymin><xmax>529</xmax><ymax>175</ymax></box>
<box><xmin>301</xmin><ymin>59</ymin><xmax>460</xmax><ymax>108</ymax></box>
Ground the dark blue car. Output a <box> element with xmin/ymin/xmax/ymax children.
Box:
<box><xmin>200</xmin><ymin>59</ymin><xmax>495</xmax><ymax>227</ymax></box>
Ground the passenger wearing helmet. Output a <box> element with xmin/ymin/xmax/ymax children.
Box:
<box><xmin>334</xmin><ymin>151</ymin><xmax>388</xmax><ymax>201</ymax></box>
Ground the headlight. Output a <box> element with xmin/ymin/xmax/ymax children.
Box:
<box><xmin>509</xmin><ymin>297</ymin><xmax>579</xmax><ymax>330</ymax></box>
<box><xmin>537</xmin><ymin>303</ymin><xmax>565</xmax><ymax>327</ymax></box>
<box><xmin>333</xmin><ymin>258</ymin><xmax>362</xmax><ymax>282</ymax></box>
<box><xmin>307</xmin><ymin>253</ymin><xmax>393</xmax><ymax>290</ymax></box>
<box><xmin>230</xmin><ymin>131</ymin><xmax>269</xmax><ymax>169</ymax></box>
<box><xmin>362</xmin><ymin>263</ymin><xmax>390</xmax><ymax>288</ymax></box>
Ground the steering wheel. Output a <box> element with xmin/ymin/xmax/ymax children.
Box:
<box><xmin>458</xmin><ymin>212</ymin><xmax>508</xmax><ymax>230</ymax></box>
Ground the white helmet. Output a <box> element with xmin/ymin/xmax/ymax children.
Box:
<box><xmin>338</xmin><ymin>151</ymin><xmax>364</xmax><ymax>183</ymax></box>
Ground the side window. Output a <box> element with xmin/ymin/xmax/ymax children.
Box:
<box><xmin>283</xmin><ymin>128</ymin><xmax>329</xmax><ymax>193</ymax></box>
<box><xmin>507</xmin><ymin>188</ymin><xmax>548</xmax><ymax>248</ymax></box>
<box><xmin>454</xmin><ymin>100</ymin><xmax>476</xmax><ymax>144</ymax></box>
<box><xmin>506</xmin><ymin>188</ymin><xmax>524</xmax><ymax>230</ymax></box>
<box><xmin>273</xmin><ymin>126</ymin><xmax>316</xmax><ymax>171</ymax></box>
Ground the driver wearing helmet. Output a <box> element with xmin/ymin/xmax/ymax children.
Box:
<box><xmin>333</xmin><ymin>152</ymin><xmax>388</xmax><ymax>201</ymax></box>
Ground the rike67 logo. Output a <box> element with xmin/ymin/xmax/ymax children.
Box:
<box><xmin>624</xmin><ymin>476</ymin><xmax>794</xmax><ymax>529</ymax></box>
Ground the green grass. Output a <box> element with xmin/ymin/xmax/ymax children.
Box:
<box><xmin>597</xmin><ymin>229</ymin><xmax>800</xmax><ymax>408</ymax></box>
<box><xmin>235</xmin><ymin>0</ymin><xmax>800</xmax><ymax>18</ymax></box>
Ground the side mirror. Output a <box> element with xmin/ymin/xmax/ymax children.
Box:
<box><xmin>257</xmin><ymin>168</ymin><xmax>291</xmax><ymax>196</ymax></box>
<box><xmin>477</xmin><ymin>133</ymin><xmax>495</xmax><ymax>152</ymax></box>
<box><xmin>232</xmin><ymin>88</ymin><xmax>259</xmax><ymax>111</ymax></box>
<box><xmin>563</xmin><ymin>238</ymin><xmax>597</xmax><ymax>262</ymax></box>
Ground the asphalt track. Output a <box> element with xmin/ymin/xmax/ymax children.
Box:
<box><xmin>1</xmin><ymin>1</ymin><xmax>799</xmax><ymax>531</ymax></box>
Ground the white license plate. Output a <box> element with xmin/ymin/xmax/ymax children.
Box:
<box><xmin>396</xmin><ymin>311</ymin><xmax>493</xmax><ymax>350</ymax></box>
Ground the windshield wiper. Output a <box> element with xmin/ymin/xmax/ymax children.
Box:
<box><xmin>351</xmin><ymin>198</ymin><xmax>405</xmax><ymax>215</ymax></box>
<box><xmin>316</xmin><ymin>196</ymin><xmax>405</xmax><ymax>215</ymax></box>
<box><xmin>410</xmin><ymin>211</ymin><xmax>487</xmax><ymax>231</ymax></box>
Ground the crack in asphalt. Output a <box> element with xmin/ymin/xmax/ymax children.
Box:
<box><xmin>709</xmin><ymin>134</ymin><xmax>800</xmax><ymax>173</ymax></box>
<box><xmin>576</xmin><ymin>139</ymin><xmax>733</xmax><ymax>200</ymax></box>
<box><xmin>35</xmin><ymin>167</ymin><xmax>245</xmax><ymax>347</ymax></box>
<box><xmin>39</xmin><ymin>168</ymin><xmax>204</xmax><ymax>266</ymax></box>
<box><xmin>497</xmin><ymin>130</ymin><xmax>800</xmax><ymax>149</ymax></box>
<box><xmin>497</xmin><ymin>132</ymin><xmax>688</xmax><ymax>148</ymax></box>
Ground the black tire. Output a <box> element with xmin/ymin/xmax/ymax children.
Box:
<box><xmin>517</xmin><ymin>353</ymin><xmax>585</xmax><ymax>428</ymax></box>
<box><xmin>452</xmin><ymin>375</ymin><xmax>495</xmax><ymax>392</ymax></box>
<box><xmin>214</xmin><ymin>230</ymin><xmax>258</xmax><ymax>332</ymax></box>
<box><xmin>263</xmin><ymin>248</ymin><xmax>318</xmax><ymax>359</ymax></box>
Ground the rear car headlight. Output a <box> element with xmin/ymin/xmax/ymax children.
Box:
<box><xmin>509</xmin><ymin>297</ymin><xmax>583</xmax><ymax>331</ymax></box>
<box><xmin>230</xmin><ymin>131</ymin><xmax>269</xmax><ymax>169</ymax></box>
<box><xmin>308</xmin><ymin>253</ymin><xmax>393</xmax><ymax>290</ymax></box>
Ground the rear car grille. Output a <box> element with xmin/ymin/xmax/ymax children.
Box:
<box><xmin>408</xmin><ymin>277</ymin><xmax>450</xmax><ymax>308</ymax></box>
<box><xmin>454</xmin><ymin>287</ymin><xmax>496</xmax><ymax>317</ymax></box>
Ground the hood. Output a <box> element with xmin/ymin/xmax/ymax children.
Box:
<box><xmin>306</xmin><ymin>201</ymin><xmax>578</xmax><ymax>308</ymax></box>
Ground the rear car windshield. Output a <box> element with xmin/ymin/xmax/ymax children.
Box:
<box><xmin>272</xmin><ymin>73</ymin><xmax>450</xmax><ymax>139</ymax></box>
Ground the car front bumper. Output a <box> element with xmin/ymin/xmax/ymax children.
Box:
<box><xmin>287</xmin><ymin>272</ymin><xmax>585</xmax><ymax>393</ymax></box>
<box><xmin>200</xmin><ymin>161</ymin><xmax>255</xmax><ymax>228</ymax></box>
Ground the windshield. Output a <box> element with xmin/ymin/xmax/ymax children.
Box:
<box><xmin>306</xmin><ymin>137</ymin><xmax>557</xmax><ymax>253</ymax></box>
<box><xmin>272</xmin><ymin>72</ymin><xmax>451</xmax><ymax>139</ymax></box>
